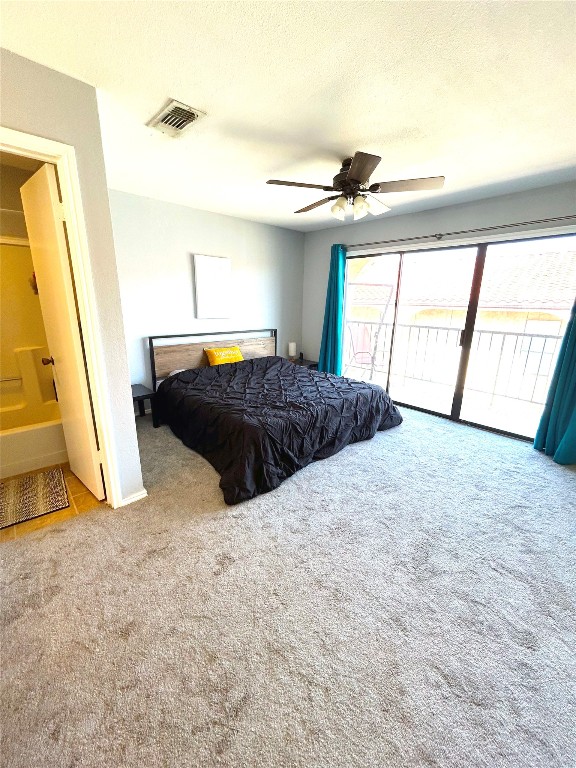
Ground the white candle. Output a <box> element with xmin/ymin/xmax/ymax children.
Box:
<box><xmin>288</xmin><ymin>341</ymin><xmax>297</xmax><ymax>358</ymax></box>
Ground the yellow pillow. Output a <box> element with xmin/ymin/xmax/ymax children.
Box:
<box><xmin>204</xmin><ymin>346</ymin><xmax>244</xmax><ymax>366</ymax></box>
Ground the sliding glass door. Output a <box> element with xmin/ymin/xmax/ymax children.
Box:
<box><xmin>388</xmin><ymin>247</ymin><xmax>477</xmax><ymax>415</ymax></box>
<box><xmin>343</xmin><ymin>247</ymin><xmax>477</xmax><ymax>416</ymax></box>
<box><xmin>343</xmin><ymin>234</ymin><xmax>576</xmax><ymax>439</ymax></box>
<box><xmin>460</xmin><ymin>236</ymin><xmax>576</xmax><ymax>437</ymax></box>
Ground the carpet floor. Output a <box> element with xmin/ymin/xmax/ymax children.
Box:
<box><xmin>1</xmin><ymin>408</ymin><xmax>575</xmax><ymax>767</ymax></box>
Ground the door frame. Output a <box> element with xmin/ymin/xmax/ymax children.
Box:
<box><xmin>0</xmin><ymin>126</ymin><xmax>128</xmax><ymax>508</ymax></box>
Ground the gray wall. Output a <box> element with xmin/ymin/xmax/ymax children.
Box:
<box><xmin>302</xmin><ymin>182</ymin><xmax>576</xmax><ymax>360</ymax></box>
<box><xmin>0</xmin><ymin>49</ymin><xmax>144</xmax><ymax>500</ymax></box>
<box><xmin>109</xmin><ymin>190</ymin><xmax>305</xmax><ymax>387</ymax></box>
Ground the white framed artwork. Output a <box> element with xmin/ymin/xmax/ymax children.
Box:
<box><xmin>193</xmin><ymin>254</ymin><xmax>232</xmax><ymax>318</ymax></box>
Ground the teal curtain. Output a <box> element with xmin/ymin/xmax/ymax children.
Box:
<box><xmin>534</xmin><ymin>301</ymin><xmax>576</xmax><ymax>464</ymax></box>
<box><xmin>318</xmin><ymin>244</ymin><xmax>346</xmax><ymax>375</ymax></box>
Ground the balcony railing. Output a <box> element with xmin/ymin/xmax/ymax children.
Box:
<box><xmin>343</xmin><ymin>320</ymin><xmax>563</xmax><ymax>406</ymax></box>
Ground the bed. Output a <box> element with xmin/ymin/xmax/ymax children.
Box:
<box><xmin>150</xmin><ymin>330</ymin><xmax>402</xmax><ymax>504</ymax></box>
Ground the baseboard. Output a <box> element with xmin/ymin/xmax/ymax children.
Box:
<box><xmin>112</xmin><ymin>488</ymin><xmax>148</xmax><ymax>509</ymax></box>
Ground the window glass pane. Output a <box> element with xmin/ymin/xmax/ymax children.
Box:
<box><xmin>343</xmin><ymin>254</ymin><xmax>400</xmax><ymax>385</ymax></box>
<box><xmin>389</xmin><ymin>248</ymin><xmax>477</xmax><ymax>415</ymax></box>
<box><xmin>461</xmin><ymin>235</ymin><xmax>576</xmax><ymax>437</ymax></box>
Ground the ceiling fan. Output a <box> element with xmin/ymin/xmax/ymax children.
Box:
<box><xmin>267</xmin><ymin>151</ymin><xmax>444</xmax><ymax>220</ymax></box>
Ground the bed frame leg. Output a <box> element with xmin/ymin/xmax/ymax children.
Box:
<box><xmin>151</xmin><ymin>399</ymin><xmax>160</xmax><ymax>428</ymax></box>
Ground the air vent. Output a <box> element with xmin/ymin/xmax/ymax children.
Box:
<box><xmin>147</xmin><ymin>99</ymin><xmax>206</xmax><ymax>137</ymax></box>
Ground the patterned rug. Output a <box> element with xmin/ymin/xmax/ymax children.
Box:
<box><xmin>0</xmin><ymin>468</ymin><xmax>69</xmax><ymax>529</ymax></box>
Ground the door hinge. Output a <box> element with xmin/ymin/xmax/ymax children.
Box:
<box><xmin>57</xmin><ymin>202</ymin><xmax>66</xmax><ymax>222</ymax></box>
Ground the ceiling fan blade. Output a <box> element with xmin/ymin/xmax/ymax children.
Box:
<box><xmin>267</xmin><ymin>179</ymin><xmax>333</xmax><ymax>191</ymax></box>
<box><xmin>346</xmin><ymin>152</ymin><xmax>381</xmax><ymax>184</ymax></box>
<box><xmin>367</xmin><ymin>194</ymin><xmax>391</xmax><ymax>213</ymax></box>
<box><xmin>294</xmin><ymin>196</ymin><xmax>338</xmax><ymax>214</ymax></box>
<box><xmin>370</xmin><ymin>176</ymin><xmax>445</xmax><ymax>193</ymax></box>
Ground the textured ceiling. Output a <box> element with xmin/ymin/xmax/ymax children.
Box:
<box><xmin>1</xmin><ymin>1</ymin><xmax>575</xmax><ymax>232</ymax></box>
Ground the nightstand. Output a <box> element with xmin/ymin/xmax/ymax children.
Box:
<box><xmin>131</xmin><ymin>384</ymin><xmax>154</xmax><ymax>417</ymax></box>
<box><xmin>291</xmin><ymin>358</ymin><xmax>318</xmax><ymax>370</ymax></box>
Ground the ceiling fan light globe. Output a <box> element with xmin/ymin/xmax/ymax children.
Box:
<box><xmin>353</xmin><ymin>207</ymin><xmax>368</xmax><ymax>221</ymax></box>
<box><xmin>353</xmin><ymin>194</ymin><xmax>368</xmax><ymax>214</ymax></box>
<box><xmin>331</xmin><ymin>203</ymin><xmax>346</xmax><ymax>221</ymax></box>
<box><xmin>330</xmin><ymin>196</ymin><xmax>348</xmax><ymax>220</ymax></box>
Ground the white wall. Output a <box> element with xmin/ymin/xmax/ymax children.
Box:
<box><xmin>0</xmin><ymin>50</ymin><xmax>144</xmax><ymax>500</ymax></box>
<box><xmin>109</xmin><ymin>190</ymin><xmax>305</xmax><ymax>387</ymax></box>
<box><xmin>302</xmin><ymin>181</ymin><xmax>576</xmax><ymax>360</ymax></box>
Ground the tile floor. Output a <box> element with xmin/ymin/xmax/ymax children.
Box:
<box><xmin>0</xmin><ymin>464</ymin><xmax>108</xmax><ymax>542</ymax></box>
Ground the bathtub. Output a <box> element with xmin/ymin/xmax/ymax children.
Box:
<box><xmin>0</xmin><ymin>346</ymin><xmax>68</xmax><ymax>478</ymax></box>
<box><xmin>0</xmin><ymin>419</ymin><xmax>68</xmax><ymax>479</ymax></box>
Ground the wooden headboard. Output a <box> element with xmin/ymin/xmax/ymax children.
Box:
<box><xmin>148</xmin><ymin>328</ymin><xmax>277</xmax><ymax>390</ymax></box>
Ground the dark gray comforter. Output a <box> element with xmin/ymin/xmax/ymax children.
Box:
<box><xmin>154</xmin><ymin>356</ymin><xmax>402</xmax><ymax>504</ymax></box>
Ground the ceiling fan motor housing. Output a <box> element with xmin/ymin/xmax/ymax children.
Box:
<box><xmin>333</xmin><ymin>157</ymin><xmax>365</xmax><ymax>196</ymax></box>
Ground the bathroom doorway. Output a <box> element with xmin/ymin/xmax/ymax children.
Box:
<box><xmin>0</xmin><ymin>151</ymin><xmax>104</xmax><ymax>503</ymax></box>
<box><xmin>0</xmin><ymin>153</ymin><xmax>66</xmax><ymax>473</ymax></box>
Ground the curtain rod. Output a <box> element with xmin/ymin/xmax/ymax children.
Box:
<box><xmin>346</xmin><ymin>215</ymin><xmax>576</xmax><ymax>250</ymax></box>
